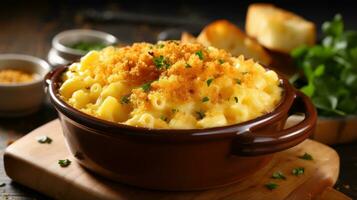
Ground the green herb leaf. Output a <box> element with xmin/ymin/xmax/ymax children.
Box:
<box><xmin>58</xmin><ymin>159</ymin><xmax>71</xmax><ymax>167</ymax></box>
<box><xmin>322</xmin><ymin>14</ymin><xmax>343</xmax><ymax>37</ymax></box>
<box><xmin>141</xmin><ymin>82</ymin><xmax>152</xmax><ymax>92</ymax></box>
<box><xmin>153</xmin><ymin>56</ymin><xmax>170</xmax><ymax>69</ymax></box>
<box><xmin>172</xmin><ymin>108</ymin><xmax>178</xmax><ymax>113</ymax></box>
<box><xmin>292</xmin><ymin>167</ymin><xmax>305</xmax><ymax>176</ymax></box>
<box><xmin>234</xmin><ymin>96</ymin><xmax>238</xmax><ymax>103</ymax></box>
<box><xmin>160</xmin><ymin>115</ymin><xmax>168</xmax><ymax>122</ymax></box>
<box><xmin>265</xmin><ymin>182</ymin><xmax>278</xmax><ymax>190</ymax></box>
<box><xmin>235</xmin><ymin>79</ymin><xmax>242</xmax><ymax>85</ymax></box>
<box><xmin>185</xmin><ymin>63</ymin><xmax>192</xmax><ymax>68</ymax></box>
<box><xmin>70</xmin><ymin>41</ymin><xmax>107</xmax><ymax>52</ymax></box>
<box><xmin>37</xmin><ymin>136</ymin><xmax>52</xmax><ymax>144</ymax></box>
<box><xmin>298</xmin><ymin>153</ymin><xmax>313</xmax><ymax>160</ymax></box>
<box><xmin>218</xmin><ymin>59</ymin><xmax>225</xmax><ymax>64</ymax></box>
<box><xmin>153</xmin><ymin>55</ymin><xmax>164</xmax><ymax>69</ymax></box>
<box><xmin>196</xmin><ymin>111</ymin><xmax>206</xmax><ymax>119</ymax></box>
<box><xmin>120</xmin><ymin>95</ymin><xmax>130</xmax><ymax>104</ymax></box>
<box><xmin>291</xmin><ymin>14</ymin><xmax>357</xmax><ymax>117</ymax></box>
<box><xmin>202</xmin><ymin>96</ymin><xmax>209</xmax><ymax>102</ymax></box>
<box><xmin>206</xmin><ymin>78</ymin><xmax>214</xmax><ymax>86</ymax></box>
<box><xmin>195</xmin><ymin>50</ymin><xmax>204</xmax><ymax>60</ymax></box>
<box><xmin>271</xmin><ymin>171</ymin><xmax>286</xmax><ymax>180</ymax></box>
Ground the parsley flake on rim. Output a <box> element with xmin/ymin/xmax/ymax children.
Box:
<box><xmin>218</xmin><ymin>59</ymin><xmax>225</xmax><ymax>64</ymax></box>
<box><xmin>58</xmin><ymin>159</ymin><xmax>71</xmax><ymax>167</ymax></box>
<box><xmin>271</xmin><ymin>171</ymin><xmax>286</xmax><ymax>180</ymax></box>
<box><xmin>298</xmin><ymin>152</ymin><xmax>313</xmax><ymax>160</ymax></box>
<box><xmin>202</xmin><ymin>96</ymin><xmax>209</xmax><ymax>102</ymax></box>
<box><xmin>265</xmin><ymin>182</ymin><xmax>278</xmax><ymax>190</ymax></box>
<box><xmin>195</xmin><ymin>50</ymin><xmax>204</xmax><ymax>60</ymax></box>
<box><xmin>37</xmin><ymin>136</ymin><xmax>52</xmax><ymax>144</ymax></box>
<box><xmin>185</xmin><ymin>63</ymin><xmax>192</xmax><ymax>68</ymax></box>
<box><xmin>206</xmin><ymin>78</ymin><xmax>214</xmax><ymax>86</ymax></box>
<box><xmin>292</xmin><ymin>167</ymin><xmax>305</xmax><ymax>176</ymax></box>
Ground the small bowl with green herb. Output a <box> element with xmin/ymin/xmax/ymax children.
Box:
<box><xmin>289</xmin><ymin>14</ymin><xmax>357</xmax><ymax>144</ymax></box>
<box><xmin>48</xmin><ymin>29</ymin><xmax>118</xmax><ymax>66</ymax></box>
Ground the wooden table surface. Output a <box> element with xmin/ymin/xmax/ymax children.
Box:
<box><xmin>0</xmin><ymin>1</ymin><xmax>356</xmax><ymax>199</ymax></box>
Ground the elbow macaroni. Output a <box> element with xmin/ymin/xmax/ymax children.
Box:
<box><xmin>59</xmin><ymin>41</ymin><xmax>282</xmax><ymax>129</ymax></box>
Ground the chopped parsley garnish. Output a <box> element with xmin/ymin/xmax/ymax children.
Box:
<box><xmin>234</xmin><ymin>97</ymin><xmax>239</xmax><ymax>103</ymax></box>
<box><xmin>172</xmin><ymin>108</ymin><xmax>179</xmax><ymax>113</ymax></box>
<box><xmin>158</xmin><ymin>44</ymin><xmax>165</xmax><ymax>48</ymax></box>
<box><xmin>0</xmin><ymin>183</ymin><xmax>5</xmax><ymax>187</ymax></box>
<box><xmin>271</xmin><ymin>171</ymin><xmax>286</xmax><ymax>180</ymax></box>
<box><xmin>160</xmin><ymin>115</ymin><xmax>168</xmax><ymax>122</ymax></box>
<box><xmin>196</xmin><ymin>111</ymin><xmax>206</xmax><ymax>119</ymax></box>
<box><xmin>195</xmin><ymin>50</ymin><xmax>204</xmax><ymax>60</ymax></box>
<box><xmin>120</xmin><ymin>95</ymin><xmax>130</xmax><ymax>104</ymax></box>
<box><xmin>202</xmin><ymin>96</ymin><xmax>209</xmax><ymax>102</ymax></box>
<box><xmin>242</xmin><ymin>72</ymin><xmax>249</xmax><ymax>75</ymax></box>
<box><xmin>292</xmin><ymin>167</ymin><xmax>305</xmax><ymax>176</ymax></box>
<box><xmin>58</xmin><ymin>159</ymin><xmax>71</xmax><ymax>167</ymax></box>
<box><xmin>185</xmin><ymin>63</ymin><xmax>192</xmax><ymax>68</ymax></box>
<box><xmin>265</xmin><ymin>182</ymin><xmax>278</xmax><ymax>190</ymax></box>
<box><xmin>218</xmin><ymin>59</ymin><xmax>225</xmax><ymax>64</ymax></box>
<box><xmin>236</xmin><ymin>79</ymin><xmax>242</xmax><ymax>85</ymax></box>
<box><xmin>153</xmin><ymin>55</ymin><xmax>170</xmax><ymax>69</ymax></box>
<box><xmin>206</xmin><ymin>78</ymin><xmax>214</xmax><ymax>86</ymax></box>
<box><xmin>298</xmin><ymin>152</ymin><xmax>313</xmax><ymax>160</ymax></box>
<box><xmin>141</xmin><ymin>82</ymin><xmax>152</xmax><ymax>92</ymax></box>
<box><xmin>37</xmin><ymin>136</ymin><xmax>52</xmax><ymax>144</ymax></box>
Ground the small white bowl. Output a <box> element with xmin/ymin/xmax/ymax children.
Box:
<box><xmin>48</xmin><ymin>29</ymin><xmax>118</xmax><ymax>66</ymax></box>
<box><xmin>0</xmin><ymin>54</ymin><xmax>50</xmax><ymax>117</ymax></box>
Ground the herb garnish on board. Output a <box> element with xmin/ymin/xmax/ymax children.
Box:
<box><xmin>291</xmin><ymin>14</ymin><xmax>357</xmax><ymax>116</ymax></box>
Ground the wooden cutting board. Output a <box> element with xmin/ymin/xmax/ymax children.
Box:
<box><xmin>3</xmin><ymin>120</ymin><xmax>351</xmax><ymax>200</ymax></box>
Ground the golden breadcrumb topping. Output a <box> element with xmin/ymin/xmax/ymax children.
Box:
<box><xmin>60</xmin><ymin>41</ymin><xmax>282</xmax><ymax>129</ymax></box>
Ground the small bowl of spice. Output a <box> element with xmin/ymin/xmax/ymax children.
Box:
<box><xmin>48</xmin><ymin>29</ymin><xmax>118</xmax><ymax>66</ymax></box>
<box><xmin>0</xmin><ymin>54</ymin><xmax>50</xmax><ymax>116</ymax></box>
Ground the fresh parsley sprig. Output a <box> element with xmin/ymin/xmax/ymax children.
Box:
<box><xmin>291</xmin><ymin>14</ymin><xmax>357</xmax><ymax>116</ymax></box>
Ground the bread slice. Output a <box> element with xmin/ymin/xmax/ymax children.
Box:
<box><xmin>246</xmin><ymin>3</ymin><xmax>316</xmax><ymax>53</ymax></box>
<box><xmin>181</xmin><ymin>32</ymin><xmax>197</xmax><ymax>43</ymax></box>
<box><xmin>197</xmin><ymin>20</ymin><xmax>272</xmax><ymax>66</ymax></box>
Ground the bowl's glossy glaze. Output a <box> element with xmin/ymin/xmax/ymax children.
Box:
<box><xmin>46</xmin><ymin>66</ymin><xmax>317</xmax><ymax>191</ymax></box>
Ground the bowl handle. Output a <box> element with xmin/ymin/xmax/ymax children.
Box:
<box><xmin>44</xmin><ymin>67</ymin><xmax>63</xmax><ymax>87</ymax></box>
<box><xmin>232</xmin><ymin>90</ymin><xmax>317</xmax><ymax>156</ymax></box>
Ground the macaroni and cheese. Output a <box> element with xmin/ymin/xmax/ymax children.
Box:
<box><xmin>59</xmin><ymin>41</ymin><xmax>282</xmax><ymax>129</ymax></box>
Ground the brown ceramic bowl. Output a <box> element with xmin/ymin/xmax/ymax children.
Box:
<box><xmin>46</xmin><ymin>66</ymin><xmax>317</xmax><ymax>191</ymax></box>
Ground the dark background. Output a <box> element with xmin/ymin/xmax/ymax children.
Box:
<box><xmin>0</xmin><ymin>0</ymin><xmax>356</xmax><ymax>199</ymax></box>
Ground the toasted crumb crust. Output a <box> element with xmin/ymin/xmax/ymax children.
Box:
<box><xmin>61</xmin><ymin>41</ymin><xmax>282</xmax><ymax>128</ymax></box>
